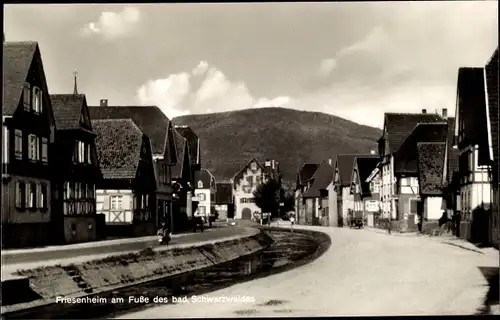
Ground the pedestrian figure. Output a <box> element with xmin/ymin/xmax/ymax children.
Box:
<box><xmin>387</xmin><ymin>219</ymin><xmax>392</xmax><ymax>234</ymax></box>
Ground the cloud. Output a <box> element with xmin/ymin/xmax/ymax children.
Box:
<box><xmin>136</xmin><ymin>61</ymin><xmax>293</xmax><ymax>119</ymax></box>
<box><xmin>81</xmin><ymin>6</ymin><xmax>140</xmax><ymax>40</ymax></box>
<box><xmin>319</xmin><ymin>58</ymin><xmax>337</xmax><ymax>76</ymax></box>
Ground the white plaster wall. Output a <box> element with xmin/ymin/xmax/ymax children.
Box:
<box><xmin>327</xmin><ymin>182</ymin><xmax>337</xmax><ymax>227</ymax></box>
<box><xmin>96</xmin><ymin>189</ymin><xmax>134</xmax><ymax>224</ymax></box>
<box><xmin>425</xmin><ymin>197</ymin><xmax>444</xmax><ymax>220</ymax></box>
<box><xmin>194</xmin><ymin>188</ymin><xmax>211</xmax><ymax>217</ymax></box>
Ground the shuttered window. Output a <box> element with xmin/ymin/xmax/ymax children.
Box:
<box><xmin>41</xmin><ymin>138</ymin><xmax>48</xmax><ymax>163</ymax></box>
<box><xmin>23</xmin><ymin>83</ymin><xmax>31</xmax><ymax>110</ymax></box>
<box><xmin>14</xmin><ymin>130</ymin><xmax>22</xmax><ymax>160</ymax></box>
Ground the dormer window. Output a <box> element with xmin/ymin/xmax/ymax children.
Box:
<box><xmin>23</xmin><ymin>83</ymin><xmax>31</xmax><ymax>111</ymax></box>
<box><xmin>32</xmin><ymin>86</ymin><xmax>42</xmax><ymax>113</ymax></box>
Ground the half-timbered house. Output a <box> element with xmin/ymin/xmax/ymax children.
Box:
<box><xmin>2</xmin><ymin>41</ymin><xmax>56</xmax><ymax>248</ymax></box>
<box><xmin>295</xmin><ymin>163</ymin><xmax>320</xmax><ymax>225</ymax></box>
<box><xmin>350</xmin><ymin>156</ymin><xmax>379</xmax><ymax>227</ymax></box>
<box><xmin>50</xmin><ymin>93</ymin><xmax>102</xmax><ymax>244</ymax></box>
<box><xmin>302</xmin><ymin>160</ymin><xmax>334</xmax><ymax>226</ymax></box>
<box><xmin>92</xmin><ymin>119</ymin><xmax>157</xmax><ymax>237</ymax></box>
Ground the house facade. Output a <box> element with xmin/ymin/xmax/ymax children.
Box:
<box><xmin>92</xmin><ymin>119</ymin><xmax>157</xmax><ymax>237</ymax></box>
<box><xmin>50</xmin><ymin>94</ymin><xmax>102</xmax><ymax>244</ymax></box>
<box><xmin>232</xmin><ymin>158</ymin><xmax>265</xmax><ymax>220</ymax></box>
<box><xmin>350</xmin><ymin>156</ymin><xmax>379</xmax><ymax>227</ymax></box>
<box><xmin>215</xmin><ymin>181</ymin><xmax>234</xmax><ymax>220</ymax></box>
<box><xmin>294</xmin><ymin>163</ymin><xmax>319</xmax><ymax>225</ymax></box>
<box><xmin>454</xmin><ymin>67</ymin><xmax>493</xmax><ymax>243</ymax></box>
<box><xmin>302</xmin><ymin>160</ymin><xmax>334</xmax><ymax>226</ymax></box>
<box><xmin>365</xmin><ymin>166</ymin><xmax>382</xmax><ymax>227</ymax></box>
<box><xmin>194</xmin><ymin>168</ymin><xmax>216</xmax><ymax>220</ymax></box>
<box><xmin>416</xmin><ymin>142</ymin><xmax>447</xmax><ymax>231</ymax></box>
<box><xmin>377</xmin><ymin>111</ymin><xmax>446</xmax><ymax>231</ymax></box>
<box><xmin>88</xmin><ymin>103</ymin><xmax>178</xmax><ymax>232</ymax></box>
<box><xmin>332</xmin><ymin>154</ymin><xmax>359</xmax><ymax>227</ymax></box>
<box><xmin>484</xmin><ymin>48</ymin><xmax>499</xmax><ymax>247</ymax></box>
<box><xmin>2</xmin><ymin>41</ymin><xmax>57</xmax><ymax>248</ymax></box>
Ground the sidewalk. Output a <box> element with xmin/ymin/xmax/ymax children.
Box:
<box><xmin>363</xmin><ymin>226</ymin><xmax>419</xmax><ymax>237</ymax></box>
<box><xmin>1</xmin><ymin>226</ymin><xmax>255</xmax><ymax>267</ymax></box>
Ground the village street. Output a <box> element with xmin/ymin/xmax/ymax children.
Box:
<box><xmin>118</xmin><ymin>226</ymin><xmax>499</xmax><ymax>318</ymax></box>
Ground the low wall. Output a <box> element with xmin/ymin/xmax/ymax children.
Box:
<box><xmin>1</xmin><ymin>230</ymin><xmax>273</xmax><ymax>316</ymax></box>
<box><xmin>1</xmin><ymin>222</ymin><xmax>53</xmax><ymax>249</ymax></box>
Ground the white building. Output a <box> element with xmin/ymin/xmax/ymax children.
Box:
<box><xmin>194</xmin><ymin>168</ymin><xmax>216</xmax><ymax>219</ymax></box>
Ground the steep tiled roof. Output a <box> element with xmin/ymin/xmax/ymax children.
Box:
<box><xmin>296</xmin><ymin>163</ymin><xmax>320</xmax><ymax>186</ymax></box>
<box><xmin>395</xmin><ymin>123</ymin><xmax>448</xmax><ymax>173</ymax></box>
<box><xmin>417</xmin><ymin>142</ymin><xmax>446</xmax><ymax>196</ymax></box>
<box><xmin>336</xmin><ymin>154</ymin><xmax>375</xmax><ymax>186</ymax></box>
<box><xmin>456</xmin><ymin>67</ymin><xmax>490</xmax><ymax>165</ymax></box>
<box><xmin>3</xmin><ymin>42</ymin><xmax>38</xmax><ymax>116</ymax></box>
<box><xmin>88</xmin><ymin>106</ymin><xmax>171</xmax><ymax>157</ymax></box>
<box><xmin>175</xmin><ymin>125</ymin><xmax>200</xmax><ymax>166</ymax></box>
<box><xmin>303</xmin><ymin>161</ymin><xmax>334</xmax><ymax>198</ymax></box>
<box><xmin>50</xmin><ymin>94</ymin><xmax>86</xmax><ymax>130</ymax></box>
<box><xmin>171</xmin><ymin>130</ymin><xmax>189</xmax><ymax>180</ymax></box>
<box><xmin>216</xmin><ymin>182</ymin><xmax>233</xmax><ymax>204</ymax></box>
<box><xmin>445</xmin><ymin>117</ymin><xmax>460</xmax><ymax>185</ymax></box>
<box><xmin>383</xmin><ymin>113</ymin><xmax>443</xmax><ymax>154</ymax></box>
<box><xmin>91</xmin><ymin>119</ymin><xmax>144</xmax><ymax>180</ymax></box>
<box><xmin>354</xmin><ymin>157</ymin><xmax>380</xmax><ymax>194</ymax></box>
<box><xmin>195</xmin><ymin>168</ymin><xmax>214</xmax><ymax>189</ymax></box>
<box><xmin>485</xmin><ymin>48</ymin><xmax>499</xmax><ymax>181</ymax></box>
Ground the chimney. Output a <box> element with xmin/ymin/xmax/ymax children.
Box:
<box><xmin>422</xmin><ymin>109</ymin><xmax>427</xmax><ymax>114</ymax></box>
<box><xmin>100</xmin><ymin>99</ymin><xmax>108</xmax><ymax>107</ymax></box>
<box><xmin>441</xmin><ymin>108</ymin><xmax>448</xmax><ymax>119</ymax></box>
<box><xmin>328</xmin><ymin>158</ymin><xmax>332</xmax><ymax>165</ymax></box>
<box><xmin>370</xmin><ymin>150</ymin><xmax>376</xmax><ymax>155</ymax></box>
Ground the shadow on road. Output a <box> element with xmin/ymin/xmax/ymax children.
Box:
<box><xmin>477</xmin><ymin>266</ymin><xmax>499</xmax><ymax>315</ymax></box>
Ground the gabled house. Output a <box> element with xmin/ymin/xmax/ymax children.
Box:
<box><xmin>215</xmin><ymin>181</ymin><xmax>234</xmax><ymax>220</ymax></box>
<box><xmin>454</xmin><ymin>67</ymin><xmax>493</xmax><ymax>243</ymax></box>
<box><xmin>92</xmin><ymin>119</ymin><xmax>157</xmax><ymax>237</ymax></box>
<box><xmin>2</xmin><ymin>41</ymin><xmax>57</xmax><ymax>248</ymax></box>
<box><xmin>194</xmin><ymin>168</ymin><xmax>216</xmax><ymax>221</ymax></box>
<box><xmin>295</xmin><ymin>163</ymin><xmax>320</xmax><ymax>225</ymax></box>
<box><xmin>377</xmin><ymin>111</ymin><xmax>445</xmax><ymax>231</ymax></box>
<box><xmin>332</xmin><ymin>154</ymin><xmax>359</xmax><ymax>227</ymax></box>
<box><xmin>416</xmin><ymin>142</ymin><xmax>447</xmax><ymax>230</ymax></box>
<box><xmin>365</xmin><ymin>163</ymin><xmax>383</xmax><ymax>227</ymax></box>
<box><xmin>485</xmin><ymin>48</ymin><xmax>499</xmax><ymax>247</ymax></box>
<box><xmin>88</xmin><ymin>103</ymin><xmax>177</xmax><ymax>231</ymax></box>
<box><xmin>302</xmin><ymin>160</ymin><xmax>334</xmax><ymax>226</ymax></box>
<box><xmin>50</xmin><ymin>94</ymin><xmax>102</xmax><ymax>244</ymax></box>
<box><xmin>231</xmin><ymin>158</ymin><xmax>265</xmax><ymax>220</ymax></box>
<box><xmin>231</xmin><ymin>158</ymin><xmax>281</xmax><ymax>220</ymax></box>
<box><xmin>170</xmin><ymin>129</ymin><xmax>196</xmax><ymax>232</ymax></box>
<box><xmin>350</xmin><ymin>156</ymin><xmax>379</xmax><ymax>227</ymax></box>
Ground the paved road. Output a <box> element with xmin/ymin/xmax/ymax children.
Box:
<box><xmin>1</xmin><ymin>226</ymin><xmax>250</xmax><ymax>265</ymax></box>
<box><xmin>118</xmin><ymin>225</ymin><xmax>499</xmax><ymax>317</ymax></box>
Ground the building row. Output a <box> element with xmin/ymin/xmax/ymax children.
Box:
<box><xmin>295</xmin><ymin>47</ymin><xmax>499</xmax><ymax>247</ymax></box>
<box><xmin>1</xmin><ymin>41</ymin><xmax>202</xmax><ymax>248</ymax></box>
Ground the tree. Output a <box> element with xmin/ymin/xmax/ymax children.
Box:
<box><xmin>253</xmin><ymin>178</ymin><xmax>281</xmax><ymax>218</ymax></box>
<box><xmin>282</xmin><ymin>191</ymin><xmax>295</xmax><ymax>213</ymax></box>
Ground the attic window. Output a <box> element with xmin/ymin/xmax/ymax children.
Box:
<box><xmin>32</xmin><ymin>86</ymin><xmax>42</xmax><ymax>113</ymax></box>
<box><xmin>23</xmin><ymin>83</ymin><xmax>30</xmax><ymax>110</ymax></box>
<box><xmin>251</xmin><ymin>162</ymin><xmax>257</xmax><ymax>170</ymax></box>
<box><xmin>198</xmin><ymin>180</ymin><xmax>203</xmax><ymax>188</ymax></box>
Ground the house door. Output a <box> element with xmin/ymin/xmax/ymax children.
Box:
<box><xmin>242</xmin><ymin>208</ymin><xmax>252</xmax><ymax>220</ymax></box>
<box><xmin>337</xmin><ymin>198</ymin><xmax>343</xmax><ymax>227</ymax></box>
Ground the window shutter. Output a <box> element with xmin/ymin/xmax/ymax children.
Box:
<box><xmin>42</xmin><ymin>138</ymin><xmax>48</xmax><ymax>162</ymax></box>
<box><xmin>25</xmin><ymin>183</ymin><xmax>30</xmax><ymax>208</ymax></box>
<box><xmin>39</xmin><ymin>90</ymin><xmax>43</xmax><ymax>113</ymax></box>
<box><xmin>122</xmin><ymin>195</ymin><xmax>131</xmax><ymax>210</ymax></box>
<box><xmin>15</xmin><ymin>182</ymin><xmax>21</xmax><ymax>208</ymax></box>
<box><xmin>103</xmin><ymin>195</ymin><xmax>110</xmax><ymax>210</ymax></box>
<box><xmin>36</xmin><ymin>137</ymin><xmax>41</xmax><ymax>161</ymax></box>
<box><xmin>36</xmin><ymin>184</ymin><xmax>41</xmax><ymax>208</ymax></box>
<box><xmin>132</xmin><ymin>194</ymin><xmax>138</xmax><ymax>210</ymax></box>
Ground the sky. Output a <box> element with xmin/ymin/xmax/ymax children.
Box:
<box><xmin>3</xmin><ymin>2</ymin><xmax>498</xmax><ymax>128</ymax></box>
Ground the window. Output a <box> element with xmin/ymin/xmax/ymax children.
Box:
<box><xmin>256</xmin><ymin>175</ymin><xmax>261</xmax><ymax>186</ymax></box>
<box><xmin>2</xmin><ymin>126</ymin><xmax>8</xmax><ymax>164</ymax></box>
<box><xmin>197</xmin><ymin>193</ymin><xmax>206</xmax><ymax>201</ymax></box>
<box><xmin>23</xmin><ymin>83</ymin><xmax>31</xmax><ymax>110</ymax></box>
<box><xmin>26</xmin><ymin>183</ymin><xmax>36</xmax><ymax>209</ymax></box>
<box><xmin>32</xmin><ymin>86</ymin><xmax>42</xmax><ymax>113</ymax></box>
<box><xmin>14</xmin><ymin>129</ymin><xmax>22</xmax><ymax>160</ymax></box>
<box><xmin>246</xmin><ymin>176</ymin><xmax>253</xmax><ymax>189</ymax></box>
<box><xmin>41</xmin><ymin>137</ymin><xmax>48</xmax><ymax>163</ymax></box>
<box><xmin>38</xmin><ymin>184</ymin><xmax>48</xmax><ymax>209</ymax></box>
<box><xmin>251</xmin><ymin>162</ymin><xmax>257</xmax><ymax>170</ymax></box>
<box><xmin>28</xmin><ymin>134</ymin><xmax>39</xmax><ymax>161</ymax></box>
<box><xmin>86</xmin><ymin>143</ymin><xmax>91</xmax><ymax>164</ymax></box>
<box><xmin>110</xmin><ymin>195</ymin><xmax>123</xmax><ymax>210</ymax></box>
<box><xmin>198</xmin><ymin>206</ymin><xmax>206</xmax><ymax>215</ymax></box>
<box><xmin>74</xmin><ymin>141</ymin><xmax>86</xmax><ymax>163</ymax></box>
<box><xmin>198</xmin><ymin>180</ymin><xmax>204</xmax><ymax>188</ymax></box>
<box><xmin>16</xmin><ymin>182</ymin><xmax>25</xmax><ymax>209</ymax></box>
